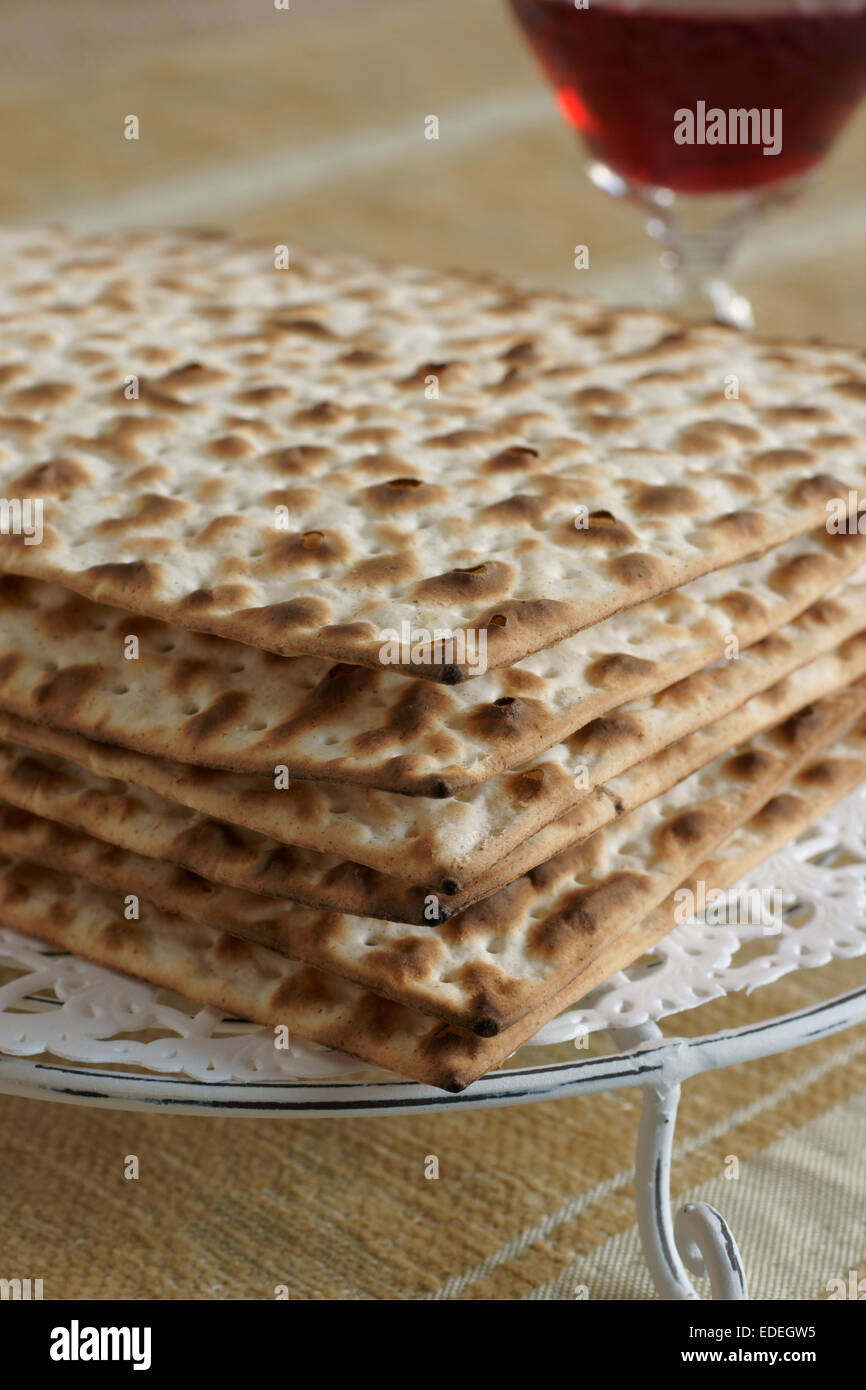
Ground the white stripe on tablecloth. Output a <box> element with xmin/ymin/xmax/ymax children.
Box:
<box><xmin>23</xmin><ymin>89</ymin><xmax>553</xmax><ymax>230</ymax></box>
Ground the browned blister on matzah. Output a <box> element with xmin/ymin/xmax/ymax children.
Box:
<box><xmin>1</xmin><ymin>689</ymin><xmax>861</xmax><ymax>1034</ymax></box>
<box><xmin>0</xmin><ymin>525</ymin><xmax>863</xmax><ymax>797</ymax></box>
<box><xmin>0</xmin><ymin>570</ymin><xmax>864</xmax><ymax>891</ymax></box>
<box><xmin>0</xmin><ymin>722</ymin><xmax>863</xmax><ymax>1090</ymax></box>
<box><xmin>1</xmin><ymin>629</ymin><xmax>864</xmax><ymax>923</ymax></box>
<box><xmin>0</xmin><ymin>229</ymin><xmax>864</xmax><ymax>679</ymax></box>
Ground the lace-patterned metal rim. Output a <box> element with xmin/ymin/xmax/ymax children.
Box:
<box><xmin>0</xmin><ymin>782</ymin><xmax>862</xmax><ymax>1115</ymax></box>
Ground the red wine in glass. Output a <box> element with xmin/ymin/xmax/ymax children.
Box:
<box><xmin>509</xmin><ymin>0</ymin><xmax>866</xmax><ymax>193</ymax></box>
<box><xmin>508</xmin><ymin>0</ymin><xmax>866</xmax><ymax>322</ymax></box>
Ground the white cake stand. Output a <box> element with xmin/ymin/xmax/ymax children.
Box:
<box><xmin>1</xmin><ymin>784</ymin><xmax>864</xmax><ymax>1302</ymax></box>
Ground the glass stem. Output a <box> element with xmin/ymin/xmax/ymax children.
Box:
<box><xmin>646</xmin><ymin>199</ymin><xmax>758</xmax><ymax>330</ymax></box>
<box><xmin>586</xmin><ymin>161</ymin><xmax>817</xmax><ymax>332</ymax></box>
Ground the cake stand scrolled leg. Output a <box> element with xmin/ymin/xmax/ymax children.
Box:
<box><xmin>634</xmin><ymin>1079</ymin><xmax>748</xmax><ymax>1300</ymax></box>
<box><xmin>633</xmin><ymin>1078</ymin><xmax>750</xmax><ymax>1295</ymax></box>
<box><xmin>610</xmin><ymin>1021</ymin><xmax>748</xmax><ymax>1301</ymax></box>
<box><xmin>674</xmin><ymin>1202</ymin><xmax>748</xmax><ymax>1299</ymax></box>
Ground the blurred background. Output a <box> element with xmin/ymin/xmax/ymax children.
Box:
<box><xmin>1</xmin><ymin>0</ymin><xmax>863</xmax><ymax>343</ymax></box>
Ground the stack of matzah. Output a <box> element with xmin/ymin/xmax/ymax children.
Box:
<box><xmin>0</xmin><ymin>227</ymin><xmax>864</xmax><ymax>1090</ymax></box>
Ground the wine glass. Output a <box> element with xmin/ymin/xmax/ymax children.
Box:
<box><xmin>507</xmin><ymin>0</ymin><xmax>866</xmax><ymax>328</ymax></box>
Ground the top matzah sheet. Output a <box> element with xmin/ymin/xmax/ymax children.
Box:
<box><xmin>0</xmin><ymin>227</ymin><xmax>864</xmax><ymax>680</ymax></box>
<box><xmin>0</xmin><ymin>525</ymin><xmax>863</xmax><ymax>799</ymax></box>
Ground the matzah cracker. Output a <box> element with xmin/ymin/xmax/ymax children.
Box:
<box><xmin>0</xmin><ymin>228</ymin><xmax>864</xmax><ymax>680</ymax></box>
<box><xmin>1</xmin><ymin>630</ymin><xmax>863</xmax><ymax>924</ymax></box>
<box><xmin>2</xmin><ymin>689</ymin><xmax>859</xmax><ymax>1033</ymax></box>
<box><xmin>0</xmin><ymin>726</ymin><xmax>863</xmax><ymax>1090</ymax></box>
<box><xmin>0</xmin><ymin>524</ymin><xmax>863</xmax><ymax>796</ymax></box>
<box><xmin>1</xmin><ymin>575</ymin><xmax>863</xmax><ymax>892</ymax></box>
<box><xmin>509</xmin><ymin>742</ymin><xmax>866</xmax><ymax>1066</ymax></box>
